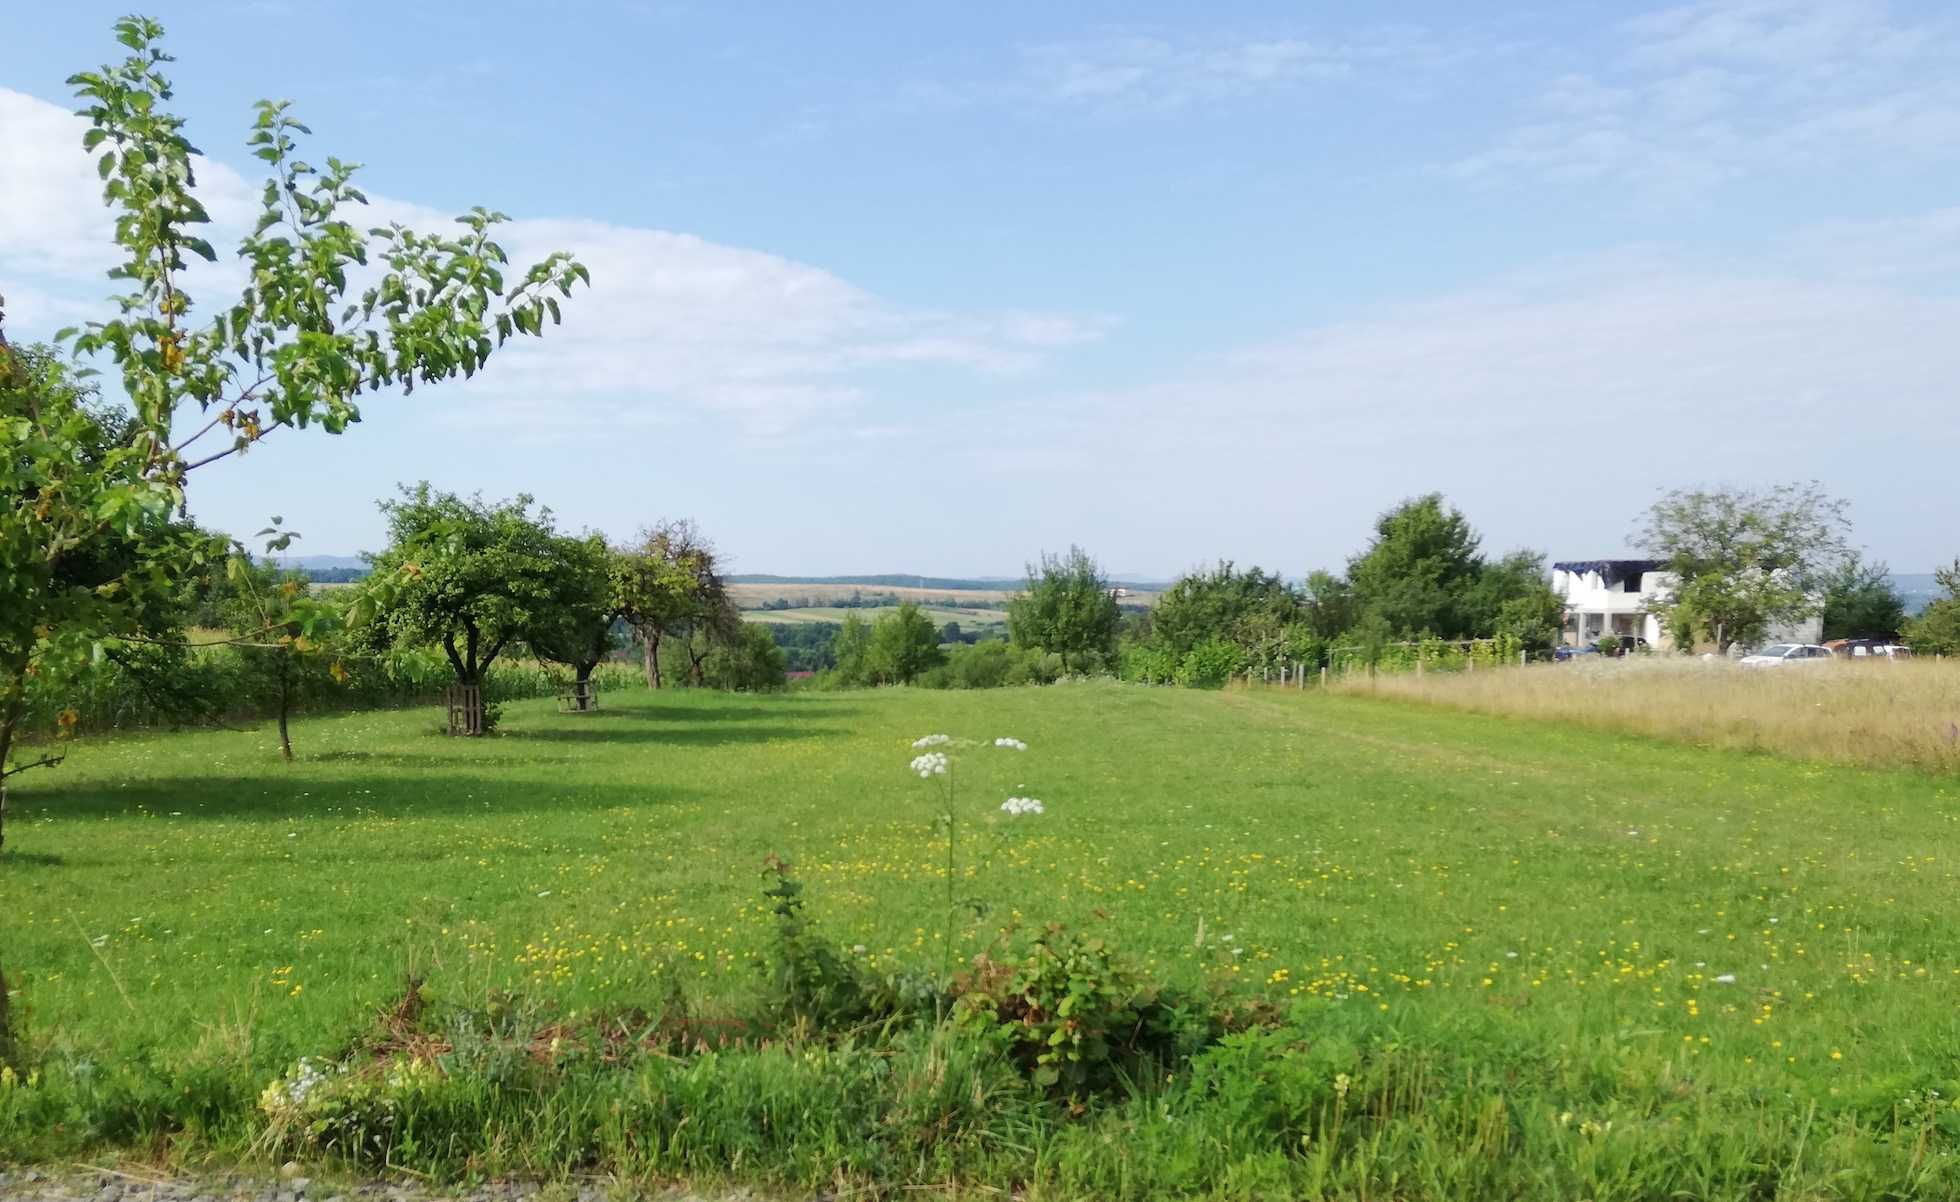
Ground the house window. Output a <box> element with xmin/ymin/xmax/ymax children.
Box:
<box><xmin>1620</xmin><ymin>574</ymin><xmax>1641</xmax><ymax>593</ymax></box>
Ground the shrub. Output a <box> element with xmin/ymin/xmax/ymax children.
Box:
<box><xmin>952</xmin><ymin>923</ymin><xmax>1207</xmax><ymax>1096</ymax></box>
<box><xmin>1595</xmin><ymin>634</ymin><xmax>1622</xmax><ymax>658</ymax></box>
<box><xmin>1175</xmin><ymin>639</ymin><xmax>1244</xmax><ymax>688</ymax></box>
<box><xmin>1119</xmin><ymin>643</ymin><xmax>1180</xmax><ymax>685</ymax></box>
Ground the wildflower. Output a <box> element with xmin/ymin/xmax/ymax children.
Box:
<box><xmin>1713</xmin><ymin>973</ymin><xmax>1736</xmax><ymax>984</ymax></box>
<box><xmin>911</xmin><ymin>734</ymin><xmax>951</xmax><ymax>749</ymax></box>
<box><xmin>993</xmin><ymin>737</ymin><xmax>1028</xmax><ymax>751</ymax></box>
<box><xmin>909</xmin><ymin>752</ymin><xmax>949</xmax><ymax>778</ymax></box>
<box><xmin>1334</xmin><ymin>1072</ymin><xmax>1351</xmax><ymax>1099</ymax></box>
<box><xmin>1000</xmin><ymin>797</ymin><xmax>1045</xmax><ymax>816</ymax></box>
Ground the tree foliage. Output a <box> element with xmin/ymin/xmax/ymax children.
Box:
<box><xmin>1819</xmin><ymin>554</ymin><xmax>1906</xmax><ymax>641</ymax></box>
<box><xmin>1345</xmin><ymin>494</ymin><xmax>1486</xmax><ymax>637</ymax></box>
<box><xmin>1636</xmin><ymin>482</ymin><xmax>1850</xmax><ymax>652</ymax></box>
<box><xmin>1007</xmin><ymin>546</ymin><xmax>1120</xmax><ymax>673</ymax></box>
<box><xmin>524</xmin><ymin>533</ymin><xmax>618</xmax><ymax>695</ymax></box>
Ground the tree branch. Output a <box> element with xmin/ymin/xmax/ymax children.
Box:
<box><xmin>1</xmin><ymin>754</ymin><xmax>65</xmax><ymax>780</ymax></box>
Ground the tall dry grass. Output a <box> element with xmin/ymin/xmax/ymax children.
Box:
<box><xmin>1337</xmin><ymin>656</ymin><xmax>1960</xmax><ymax>770</ymax></box>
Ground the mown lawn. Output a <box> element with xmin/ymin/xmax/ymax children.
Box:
<box><xmin>4</xmin><ymin>682</ymin><xmax>1959</xmax><ymax>1197</ymax></box>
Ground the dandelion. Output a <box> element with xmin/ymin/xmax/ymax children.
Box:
<box><xmin>912</xmin><ymin>734</ymin><xmax>951</xmax><ymax>749</ymax></box>
<box><xmin>1000</xmin><ymin>797</ymin><xmax>1045</xmax><ymax>816</ymax></box>
<box><xmin>994</xmin><ymin>737</ymin><xmax>1028</xmax><ymax>751</ymax></box>
<box><xmin>910</xmin><ymin>752</ymin><xmax>950</xmax><ymax>778</ymax></box>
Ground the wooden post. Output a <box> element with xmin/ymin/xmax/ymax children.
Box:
<box><xmin>1320</xmin><ymin>665</ymin><xmax>1328</xmax><ymax>688</ymax></box>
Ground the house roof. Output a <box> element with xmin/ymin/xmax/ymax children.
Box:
<box><xmin>1552</xmin><ymin>558</ymin><xmax>1665</xmax><ymax>577</ymax></box>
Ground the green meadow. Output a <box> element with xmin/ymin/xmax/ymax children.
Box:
<box><xmin>4</xmin><ymin>683</ymin><xmax>1958</xmax><ymax>1198</ymax></box>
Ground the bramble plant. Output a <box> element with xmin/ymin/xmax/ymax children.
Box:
<box><xmin>0</xmin><ymin>16</ymin><xmax>586</xmax><ymax>844</ymax></box>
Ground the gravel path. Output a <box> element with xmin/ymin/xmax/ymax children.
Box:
<box><xmin>0</xmin><ymin>1171</ymin><xmax>768</xmax><ymax>1202</ymax></box>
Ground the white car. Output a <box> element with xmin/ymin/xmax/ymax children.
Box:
<box><xmin>1737</xmin><ymin>643</ymin><xmax>1834</xmax><ymax>667</ymax></box>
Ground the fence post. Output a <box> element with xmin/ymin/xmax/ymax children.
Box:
<box><xmin>1320</xmin><ymin>665</ymin><xmax>1328</xmax><ymax>688</ymax></box>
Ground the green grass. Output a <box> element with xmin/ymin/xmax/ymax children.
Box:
<box><xmin>4</xmin><ymin>683</ymin><xmax>1959</xmax><ymax>1197</ymax></box>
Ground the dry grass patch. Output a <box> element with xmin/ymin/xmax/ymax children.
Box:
<box><xmin>1338</xmin><ymin>656</ymin><xmax>1960</xmax><ymax>770</ymax></box>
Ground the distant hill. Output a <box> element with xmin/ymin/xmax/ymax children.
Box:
<box><xmin>1894</xmin><ymin>574</ymin><xmax>1940</xmax><ymax>617</ymax></box>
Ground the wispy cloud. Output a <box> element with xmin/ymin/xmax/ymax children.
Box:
<box><xmin>1012</xmin><ymin>25</ymin><xmax>1459</xmax><ymax>111</ymax></box>
<box><xmin>1450</xmin><ymin>0</ymin><xmax>1960</xmax><ymax>194</ymax></box>
<box><xmin>0</xmin><ymin>87</ymin><xmax>1106</xmax><ymax>439</ymax></box>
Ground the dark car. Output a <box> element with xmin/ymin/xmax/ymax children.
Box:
<box><xmin>1554</xmin><ymin>636</ymin><xmax>1650</xmax><ymax>662</ymax></box>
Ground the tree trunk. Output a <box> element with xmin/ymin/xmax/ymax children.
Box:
<box><xmin>0</xmin><ymin>711</ymin><xmax>14</xmax><ymax>857</ymax></box>
<box><xmin>641</xmin><ymin>629</ymin><xmax>664</xmax><ymax>689</ymax></box>
<box><xmin>574</xmin><ymin>661</ymin><xmax>596</xmax><ymax>711</ymax></box>
<box><xmin>277</xmin><ymin>675</ymin><xmax>293</xmax><ymax>761</ymax></box>
<box><xmin>0</xmin><ymin>957</ymin><xmax>14</xmax><ymax>1067</ymax></box>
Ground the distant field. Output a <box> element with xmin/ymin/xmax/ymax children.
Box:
<box><xmin>727</xmin><ymin>581</ymin><xmax>1020</xmax><ymax>608</ymax></box>
<box><xmin>728</xmin><ymin>581</ymin><xmax>1157</xmax><ymax>613</ymax></box>
<box><xmin>742</xmin><ymin>604</ymin><xmax>1009</xmax><ymax>628</ymax></box>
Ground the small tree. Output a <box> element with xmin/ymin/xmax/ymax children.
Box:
<box><xmin>1007</xmin><ymin>546</ymin><xmax>1120</xmax><ymax>674</ymax></box>
<box><xmin>216</xmin><ymin>552</ymin><xmax>344</xmax><ymax>760</ymax></box>
<box><xmin>358</xmin><ymin>485</ymin><xmax>604</xmax><ymax>726</ymax></box>
<box><xmin>867</xmin><ymin>602</ymin><xmax>946</xmax><ymax>684</ymax></box>
<box><xmin>525</xmin><ymin>533</ymin><xmax>618</xmax><ymax>707</ymax></box>
<box><xmin>615</xmin><ymin>520</ymin><xmax>729</xmax><ymax>689</ymax></box>
<box><xmin>830</xmin><ymin>613</ymin><xmax>873</xmax><ymax>685</ymax></box>
<box><xmin>702</xmin><ymin>624</ymin><xmax>788</xmax><ymax>692</ymax></box>
<box><xmin>1637</xmin><ymin>482</ymin><xmax>1850</xmax><ymax>652</ymax></box>
<box><xmin>1820</xmin><ymin>554</ymin><xmax>1907</xmax><ymax>641</ymax></box>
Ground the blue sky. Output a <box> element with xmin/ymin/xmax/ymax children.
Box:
<box><xmin>5</xmin><ymin>1</ymin><xmax>1959</xmax><ymax>576</ymax></box>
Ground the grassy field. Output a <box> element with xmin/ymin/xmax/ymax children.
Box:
<box><xmin>1343</xmin><ymin>656</ymin><xmax>1960</xmax><ymax>771</ymax></box>
<box><xmin>4</xmin><ymin>683</ymin><xmax>1959</xmax><ymax>1197</ymax></box>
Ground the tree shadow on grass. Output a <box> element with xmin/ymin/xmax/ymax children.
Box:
<box><xmin>9</xmin><ymin>770</ymin><xmax>698</xmax><ymax>826</ymax></box>
<box><xmin>501</xmin><ymin>723</ymin><xmax>825</xmax><ymax>747</ymax></box>
<box><xmin>564</xmin><ymin>700</ymin><xmax>861</xmax><ymax>724</ymax></box>
<box><xmin>0</xmin><ymin>850</ymin><xmax>65</xmax><ymax>869</ymax></box>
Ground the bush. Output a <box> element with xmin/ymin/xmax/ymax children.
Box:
<box><xmin>952</xmin><ymin>923</ymin><xmax>1207</xmax><ymax>1096</ymax></box>
<box><xmin>1175</xmin><ymin>639</ymin><xmax>1244</xmax><ymax>688</ymax></box>
<box><xmin>1595</xmin><ymin>634</ymin><xmax>1622</xmax><ymax>657</ymax></box>
<box><xmin>1119</xmin><ymin>643</ymin><xmax>1180</xmax><ymax>685</ymax></box>
<box><xmin>701</xmin><ymin>625</ymin><xmax>788</xmax><ymax>692</ymax></box>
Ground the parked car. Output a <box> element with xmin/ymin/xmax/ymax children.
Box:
<box><xmin>1823</xmin><ymin>638</ymin><xmax>1914</xmax><ymax>660</ymax></box>
<box><xmin>1737</xmin><ymin>643</ymin><xmax>1834</xmax><ymax>667</ymax></box>
<box><xmin>1554</xmin><ymin>636</ymin><xmax>1651</xmax><ymax>662</ymax></box>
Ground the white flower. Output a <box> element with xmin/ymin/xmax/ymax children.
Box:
<box><xmin>1713</xmin><ymin>973</ymin><xmax>1737</xmax><ymax>984</ymax></box>
<box><xmin>994</xmin><ymin>737</ymin><xmax>1028</xmax><ymax>751</ymax></box>
<box><xmin>912</xmin><ymin>734</ymin><xmax>951</xmax><ymax>749</ymax></box>
<box><xmin>910</xmin><ymin>752</ymin><xmax>949</xmax><ymax>778</ymax></box>
<box><xmin>999</xmin><ymin>797</ymin><xmax>1045</xmax><ymax>816</ymax></box>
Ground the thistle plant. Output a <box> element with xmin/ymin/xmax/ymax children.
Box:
<box><xmin>908</xmin><ymin>733</ymin><xmax>1046</xmax><ymax>979</ymax></box>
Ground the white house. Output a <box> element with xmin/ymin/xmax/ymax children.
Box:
<box><xmin>1550</xmin><ymin>558</ymin><xmax>1822</xmax><ymax>651</ymax></box>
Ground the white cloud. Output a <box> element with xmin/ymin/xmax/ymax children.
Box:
<box><xmin>1016</xmin><ymin>30</ymin><xmax>1410</xmax><ymax>109</ymax></box>
<box><xmin>1451</xmin><ymin>0</ymin><xmax>1960</xmax><ymax>193</ymax></box>
<box><xmin>943</xmin><ymin>223</ymin><xmax>1960</xmax><ymax>566</ymax></box>
<box><xmin>0</xmin><ymin>87</ymin><xmax>1103</xmax><ymax>437</ymax></box>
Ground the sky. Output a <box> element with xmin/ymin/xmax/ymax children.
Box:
<box><xmin>4</xmin><ymin>0</ymin><xmax>1959</xmax><ymax>577</ymax></box>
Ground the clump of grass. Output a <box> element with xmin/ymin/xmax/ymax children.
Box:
<box><xmin>1340</xmin><ymin>656</ymin><xmax>1960</xmax><ymax>769</ymax></box>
